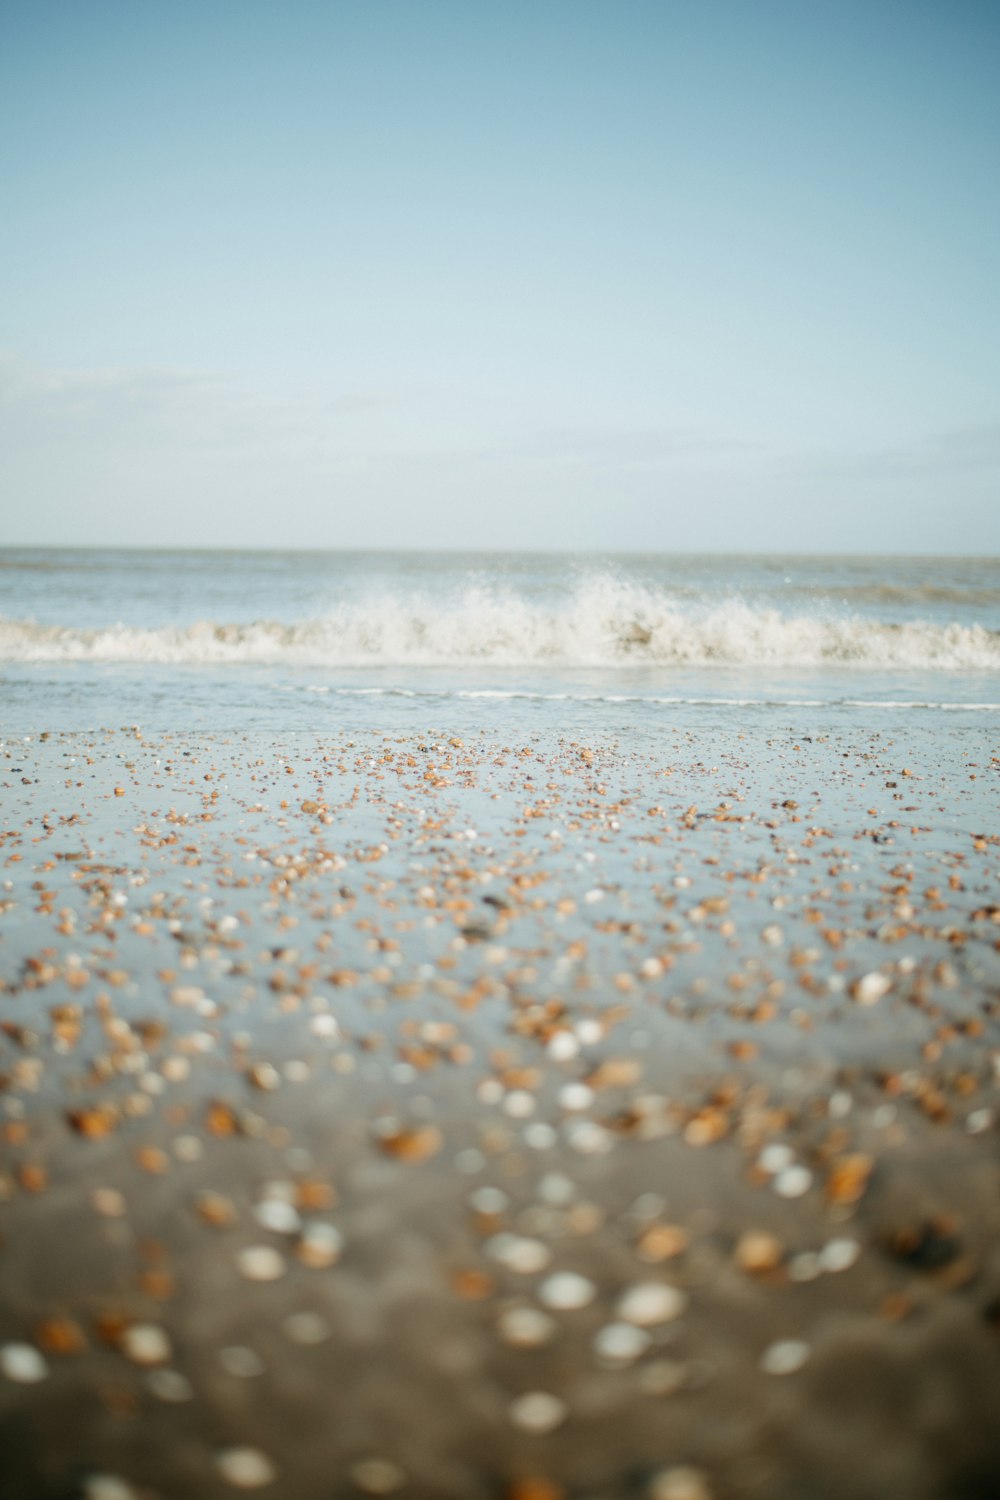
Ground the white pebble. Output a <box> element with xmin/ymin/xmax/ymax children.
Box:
<box><xmin>509</xmin><ymin>1390</ymin><xmax>568</xmax><ymax>1433</ymax></box>
<box><xmin>788</xmin><ymin>1252</ymin><xmax>822</xmax><ymax>1282</ymax></box>
<box><xmin>819</xmin><ymin>1238</ymin><xmax>861</xmax><ymax>1273</ymax></box>
<box><xmin>760</xmin><ymin>1339</ymin><xmax>810</xmax><ymax>1375</ymax></box>
<box><xmin>538</xmin><ymin>1271</ymin><xmax>596</xmax><ymax>1310</ymax></box>
<box><xmin>774</xmin><ymin>1165</ymin><xmax>813</xmax><ymax>1199</ymax></box>
<box><xmin>559</xmin><ymin>1082</ymin><xmax>595</xmax><ymax>1112</ymax></box>
<box><xmin>497</xmin><ymin>1306</ymin><xmax>556</xmax><ymax>1347</ymax></box>
<box><xmin>297</xmin><ymin>1221</ymin><xmax>344</xmax><ymax>1267</ymax></box>
<box><xmin>854</xmin><ymin>971</ymin><xmax>891</xmax><ymax>1006</ymax></box>
<box><xmin>82</xmin><ymin>1479</ymin><xmax>138</xmax><ymax>1500</ymax></box>
<box><xmin>617</xmin><ymin>1282</ymin><xmax>688</xmax><ymax>1326</ymax></box>
<box><xmin>0</xmin><ymin>1343</ymin><xmax>48</xmax><ymax>1383</ymax></box>
<box><xmin>469</xmin><ymin>1185</ymin><xmax>508</xmax><ymax>1215</ymax></box>
<box><xmin>537</xmin><ymin>1172</ymin><xmax>575</xmax><ymax>1205</ymax></box>
<box><xmin>758</xmin><ymin>1143</ymin><xmax>794</xmax><ymax>1175</ymax></box>
<box><xmin>485</xmin><ymin>1234</ymin><xmax>552</xmax><ymax>1274</ymax></box>
<box><xmin>504</xmin><ymin>1089</ymin><xmax>536</xmax><ymax>1118</ymax></box>
<box><xmin>253</xmin><ymin>1198</ymin><xmax>301</xmax><ymax>1235</ymax></box>
<box><xmin>548</xmin><ymin>1031</ymin><xmax>579</xmax><ymax>1061</ymax></box>
<box><xmin>594</xmin><ymin>1321</ymin><xmax>651</xmax><ymax>1364</ymax></box>
<box><xmin>648</xmin><ymin>1466</ymin><xmax>713</xmax><ymax>1500</ymax></box>
<box><xmin>121</xmin><ymin>1324</ymin><xmax>171</xmax><ymax>1366</ymax></box>
<box><xmin>563</xmin><ymin>1118</ymin><xmax>613</xmax><ymax>1155</ymax></box>
<box><xmin>236</xmin><ymin>1246</ymin><xmax>286</xmax><ymax>1281</ymax></box>
<box><xmin>214</xmin><ymin>1447</ymin><xmax>277</xmax><ymax>1488</ymax></box>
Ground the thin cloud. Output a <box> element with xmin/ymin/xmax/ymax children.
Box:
<box><xmin>0</xmin><ymin>354</ymin><xmax>393</xmax><ymax>453</ymax></box>
<box><xmin>811</xmin><ymin>422</ymin><xmax>1000</xmax><ymax>481</ymax></box>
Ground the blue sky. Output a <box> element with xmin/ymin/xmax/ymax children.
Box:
<box><xmin>1</xmin><ymin>0</ymin><xmax>998</xmax><ymax>551</ymax></box>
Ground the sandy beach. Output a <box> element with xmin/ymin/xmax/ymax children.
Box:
<box><xmin>1</xmin><ymin>723</ymin><xmax>998</xmax><ymax>1499</ymax></box>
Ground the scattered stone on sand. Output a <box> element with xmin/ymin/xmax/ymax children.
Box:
<box><xmin>120</xmin><ymin>1323</ymin><xmax>171</xmax><ymax>1366</ymax></box>
<box><xmin>616</xmin><ymin>1282</ymin><xmax>688</xmax><ymax>1326</ymax></box>
<box><xmin>1</xmin><ymin>725</ymin><xmax>998</xmax><ymax>1497</ymax></box>
<box><xmin>509</xmin><ymin>1391</ymin><xmax>569</xmax><ymax>1433</ymax></box>
<box><xmin>537</xmin><ymin>1271</ymin><xmax>596</xmax><ymax>1310</ymax></box>
<box><xmin>760</xmin><ymin>1339</ymin><xmax>811</xmax><ymax>1375</ymax></box>
<box><xmin>0</xmin><ymin>1342</ymin><xmax>48</xmax><ymax>1383</ymax></box>
<box><xmin>214</xmin><ymin>1447</ymin><xmax>278</xmax><ymax>1488</ymax></box>
<box><xmin>648</xmin><ymin>1467</ymin><xmax>714</xmax><ymax>1500</ymax></box>
<box><xmin>236</xmin><ymin>1246</ymin><xmax>287</xmax><ymax>1282</ymax></box>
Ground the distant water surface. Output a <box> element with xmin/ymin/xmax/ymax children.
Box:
<box><xmin>1</xmin><ymin>549</ymin><xmax>998</xmax><ymax>731</ymax></box>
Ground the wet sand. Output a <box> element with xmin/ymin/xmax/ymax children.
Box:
<box><xmin>1</xmin><ymin>725</ymin><xmax>999</xmax><ymax>1500</ymax></box>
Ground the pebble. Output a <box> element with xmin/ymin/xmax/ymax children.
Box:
<box><xmin>469</xmin><ymin>1185</ymin><xmax>509</xmax><ymax>1215</ymax></box>
<box><xmin>537</xmin><ymin>1271</ymin><xmax>597</xmax><ymax>1310</ymax></box>
<box><xmin>593</xmin><ymin>1321</ymin><xmax>651</xmax><ymax>1364</ymax></box>
<box><xmin>760</xmin><ymin>1339</ymin><xmax>811</xmax><ymax>1375</ymax></box>
<box><xmin>509</xmin><ymin>1390</ymin><xmax>568</xmax><ymax>1433</ymax></box>
<box><xmin>819</xmin><ymin>1237</ymin><xmax>861</xmax><ymax>1273</ymax></box>
<box><xmin>215</xmin><ymin>1447</ymin><xmax>278</xmax><ymax>1488</ymax></box>
<box><xmin>120</xmin><ymin>1323</ymin><xmax>171</xmax><ymax>1366</ymax></box>
<box><xmin>559</xmin><ymin>1082</ymin><xmax>595</xmax><ymax>1112</ymax></box>
<box><xmin>853</xmin><ymin>971</ymin><xmax>891</xmax><ymax>1006</ymax></box>
<box><xmin>485</xmin><ymin>1234</ymin><xmax>552</xmax><ymax>1274</ymax></box>
<box><xmin>0</xmin><ymin>1343</ymin><xmax>48</xmax><ymax>1383</ymax></box>
<box><xmin>497</xmin><ymin>1306</ymin><xmax>557</xmax><ymax>1347</ymax></box>
<box><xmin>734</xmin><ymin>1231</ymin><xmax>784</xmax><ymax>1273</ymax></box>
<box><xmin>774</xmin><ymin>1165</ymin><xmax>813</xmax><ymax>1199</ymax></box>
<box><xmin>548</xmin><ymin>1031</ymin><xmax>579</xmax><ymax>1060</ymax></box>
<box><xmin>253</xmin><ymin>1198</ymin><xmax>302</xmax><ymax>1235</ymax></box>
<box><xmin>82</xmin><ymin>1479</ymin><xmax>139</xmax><ymax>1500</ymax></box>
<box><xmin>297</xmin><ymin>1221</ymin><xmax>344</xmax><ymax>1268</ymax></box>
<box><xmin>219</xmin><ymin>1345</ymin><xmax>265</xmax><ymax>1377</ymax></box>
<box><xmin>617</xmin><ymin>1282</ymin><xmax>688</xmax><ymax>1326</ymax></box>
<box><xmin>648</xmin><ymin>1467</ymin><xmax>714</xmax><ymax>1500</ymax></box>
<box><xmin>536</xmin><ymin>1172</ymin><xmax>576</xmax><ymax>1206</ymax></box>
<box><xmin>91</xmin><ymin>1187</ymin><xmax>127</xmax><ymax>1218</ymax></box>
<box><xmin>237</xmin><ymin>1246</ymin><xmax>287</xmax><ymax>1281</ymax></box>
<box><xmin>758</xmin><ymin>1143</ymin><xmax>795</xmax><ymax>1175</ymax></box>
<box><xmin>789</xmin><ymin>1252</ymin><xmax>823</xmax><ymax>1282</ymax></box>
<box><xmin>564</xmin><ymin>1119</ymin><xmax>613</xmax><ymax>1155</ymax></box>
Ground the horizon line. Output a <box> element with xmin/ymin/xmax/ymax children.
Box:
<box><xmin>1</xmin><ymin>543</ymin><xmax>997</xmax><ymax>562</ymax></box>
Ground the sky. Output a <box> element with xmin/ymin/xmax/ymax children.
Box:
<box><xmin>1</xmin><ymin>0</ymin><xmax>998</xmax><ymax>553</ymax></box>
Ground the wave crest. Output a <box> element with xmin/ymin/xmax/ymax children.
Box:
<box><xmin>2</xmin><ymin>582</ymin><xmax>998</xmax><ymax>670</ymax></box>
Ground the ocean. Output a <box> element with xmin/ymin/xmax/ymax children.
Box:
<box><xmin>1</xmin><ymin>548</ymin><xmax>998</xmax><ymax>733</ymax></box>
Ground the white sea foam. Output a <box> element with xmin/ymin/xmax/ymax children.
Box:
<box><xmin>1</xmin><ymin>580</ymin><xmax>998</xmax><ymax>670</ymax></box>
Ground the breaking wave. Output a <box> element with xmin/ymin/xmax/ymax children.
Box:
<box><xmin>1</xmin><ymin>581</ymin><xmax>998</xmax><ymax>670</ymax></box>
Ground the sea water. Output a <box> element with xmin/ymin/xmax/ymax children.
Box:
<box><xmin>1</xmin><ymin>548</ymin><xmax>998</xmax><ymax>734</ymax></box>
